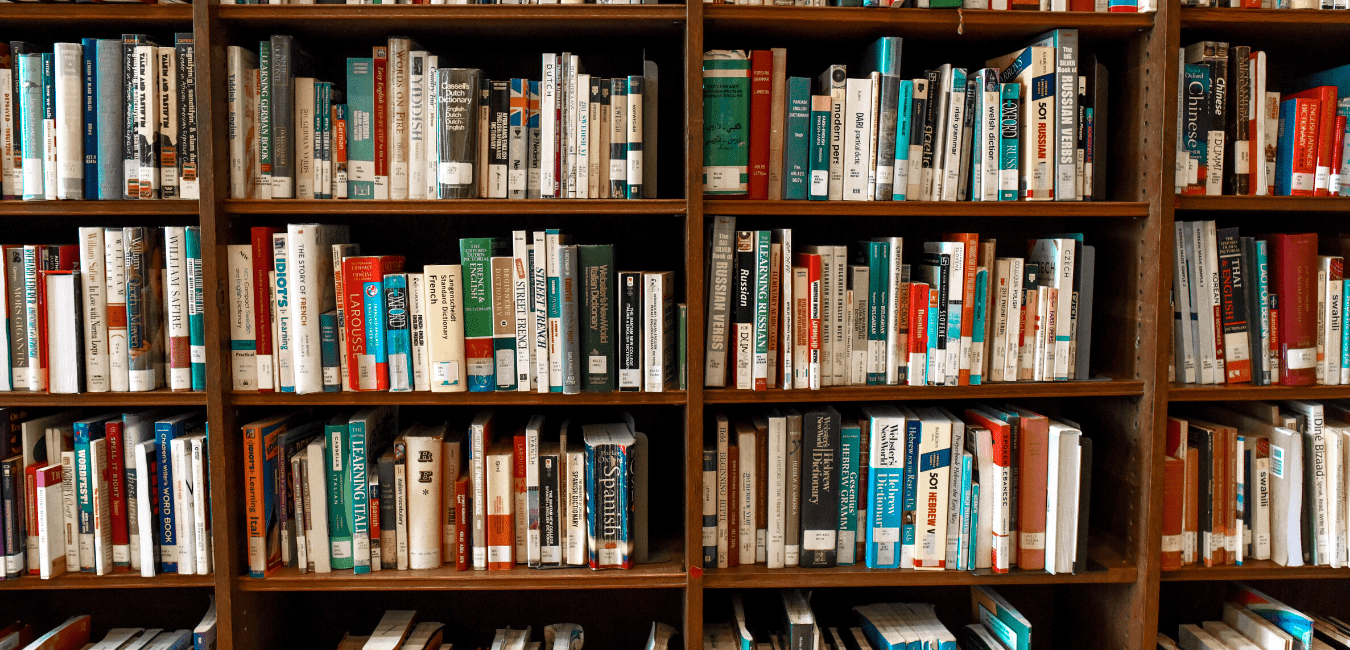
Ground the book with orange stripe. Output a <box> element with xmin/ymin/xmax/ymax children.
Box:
<box><xmin>486</xmin><ymin>442</ymin><xmax>514</xmax><ymax>570</ymax></box>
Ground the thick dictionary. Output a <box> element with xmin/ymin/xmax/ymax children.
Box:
<box><xmin>1269</xmin><ymin>233</ymin><xmax>1318</xmax><ymax>385</ymax></box>
<box><xmin>799</xmin><ymin>405</ymin><xmax>840</xmax><ymax>568</ymax></box>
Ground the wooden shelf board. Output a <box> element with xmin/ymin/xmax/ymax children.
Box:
<box><xmin>0</xmin><ymin>4</ymin><xmax>192</xmax><ymax>23</ymax></box>
<box><xmin>231</xmin><ymin>390</ymin><xmax>686</xmax><ymax>406</ymax></box>
<box><xmin>1180</xmin><ymin>6</ymin><xmax>1350</xmax><ymax>28</ymax></box>
<box><xmin>216</xmin><ymin>3</ymin><xmax>686</xmax><ymax>22</ymax></box>
<box><xmin>0</xmin><ymin>201</ymin><xmax>198</xmax><ymax>216</ymax></box>
<box><xmin>700</xmin><ymin>563</ymin><xmax>1137</xmax><ymax>588</ymax></box>
<box><xmin>223</xmin><ymin>199</ymin><xmax>686</xmax><ymax>216</ymax></box>
<box><xmin>1174</xmin><ymin>195</ymin><xmax>1350</xmax><ymax>212</ymax></box>
<box><xmin>705</xmin><ymin>199</ymin><xmax>1148</xmax><ymax>218</ymax></box>
<box><xmin>1167</xmin><ymin>383</ymin><xmax>1350</xmax><ymax>401</ymax></box>
<box><xmin>0</xmin><ymin>572</ymin><xmax>214</xmax><ymax>590</ymax></box>
<box><xmin>703</xmin><ymin>5</ymin><xmax>1153</xmax><ymax>40</ymax></box>
<box><xmin>237</xmin><ymin>560</ymin><xmax>687</xmax><ymax>591</ymax></box>
<box><xmin>1161</xmin><ymin>560</ymin><xmax>1350</xmax><ymax>581</ymax></box>
<box><xmin>704</xmin><ymin>379</ymin><xmax>1144</xmax><ymax>403</ymax></box>
<box><xmin>0</xmin><ymin>390</ymin><xmax>206</xmax><ymax>407</ymax></box>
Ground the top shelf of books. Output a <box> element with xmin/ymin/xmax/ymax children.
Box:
<box><xmin>702</xmin><ymin>5</ymin><xmax>1154</xmax><ymax>41</ymax></box>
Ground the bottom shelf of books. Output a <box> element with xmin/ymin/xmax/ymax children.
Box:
<box><xmin>1157</xmin><ymin>580</ymin><xmax>1350</xmax><ymax>650</ymax></box>
<box><xmin>0</xmin><ymin>588</ymin><xmax>217</xmax><ymax>648</ymax></box>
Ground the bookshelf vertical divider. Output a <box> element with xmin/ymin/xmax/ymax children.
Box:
<box><xmin>684</xmin><ymin>0</ymin><xmax>707</xmax><ymax>646</ymax></box>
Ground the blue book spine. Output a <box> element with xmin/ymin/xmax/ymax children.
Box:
<box><xmin>865</xmin><ymin>419</ymin><xmax>903</xmax><ymax>569</ymax></box>
<box><xmin>970</xmin><ymin>269</ymin><xmax>988</xmax><ymax>385</ymax></box>
<box><xmin>837</xmin><ymin>423</ymin><xmax>859</xmax><ymax>565</ymax></box>
<box><xmin>584</xmin><ymin>443</ymin><xmax>599</xmax><ymax>567</ymax></box>
<box><xmin>1339</xmin><ymin>101</ymin><xmax>1350</xmax><ymax>198</ymax></box>
<box><xmin>783</xmin><ymin>77</ymin><xmax>811</xmax><ymax>201</ymax></box>
<box><xmin>901</xmin><ymin>417</ymin><xmax>920</xmax><ymax>567</ymax></box>
<box><xmin>273</xmin><ymin>236</ymin><xmax>293</xmax><ymax>393</ymax></box>
<box><xmin>1257</xmin><ymin>240</ymin><xmax>1271</xmax><ymax>385</ymax></box>
<box><xmin>73</xmin><ymin>421</ymin><xmax>96</xmax><ymax>571</ymax></box>
<box><xmin>18</xmin><ymin>55</ymin><xmax>43</xmax><ymax>201</ymax></box>
<box><xmin>186</xmin><ymin>226</ymin><xmax>206</xmax><ymax>390</ymax></box>
<box><xmin>1275</xmin><ymin>98</ymin><xmax>1297</xmax><ymax>197</ymax></box>
<box><xmin>999</xmin><ymin>83</ymin><xmax>1020</xmax><ymax>201</ymax></box>
<box><xmin>892</xmin><ymin>80</ymin><xmax>913</xmax><ymax>201</ymax></box>
<box><xmin>969</xmin><ymin>481</ymin><xmax>980</xmax><ymax>571</ymax></box>
<box><xmin>81</xmin><ymin>38</ymin><xmax>98</xmax><ymax>200</ymax></box>
<box><xmin>320</xmin><ymin>311</ymin><xmax>341</xmax><ymax>392</ymax></box>
<box><xmin>958</xmin><ymin>452</ymin><xmax>972</xmax><ymax>570</ymax></box>
<box><xmin>346</xmin><ymin>58</ymin><xmax>375</xmax><ymax>199</ymax></box>
<box><xmin>363</xmin><ymin>274</ymin><xmax>389</xmax><ymax>384</ymax></box>
<box><xmin>926</xmin><ymin>294</ymin><xmax>940</xmax><ymax>383</ymax></box>
<box><xmin>997</xmin><ymin>47</ymin><xmax>1034</xmax><ymax>85</ymax></box>
<box><xmin>156</xmin><ymin>421</ymin><xmax>180</xmax><ymax>573</ymax></box>
<box><xmin>96</xmin><ymin>40</ymin><xmax>123</xmax><ymax>200</ymax></box>
<box><xmin>382</xmin><ymin>273</ymin><xmax>413</xmax><ymax>392</ymax></box>
<box><xmin>347</xmin><ymin>418</ymin><xmax>370</xmax><ymax>574</ymax></box>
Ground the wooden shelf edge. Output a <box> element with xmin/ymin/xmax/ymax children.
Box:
<box><xmin>700</xmin><ymin>565</ymin><xmax>1137</xmax><ymax>588</ymax></box>
<box><xmin>704</xmin><ymin>199</ymin><xmax>1148</xmax><ymax>217</ymax></box>
<box><xmin>236</xmin><ymin>563</ymin><xmax>687</xmax><ymax>592</ymax></box>
<box><xmin>0</xmin><ymin>573</ymin><xmax>214</xmax><ymax>590</ymax></box>
<box><xmin>703</xmin><ymin>5</ymin><xmax>1154</xmax><ymax>29</ymax></box>
<box><xmin>222</xmin><ymin>199</ymin><xmax>687</xmax><ymax>215</ymax></box>
<box><xmin>230</xmin><ymin>390</ymin><xmax>686</xmax><ymax>406</ymax></box>
<box><xmin>1161</xmin><ymin>560</ymin><xmax>1350</xmax><ymax>581</ymax></box>
<box><xmin>0</xmin><ymin>390</ymin><xmax>206</xmax><ymax>407</ymax></box>
<box><xmin>1167</xmin><ymin>383</ymin><xmax>1350</xmax><ymax>401</ymax></box>
<box><xmin>0</xmin><ymin>4</ymin><xmax>192</xmax><ymax>21</ymax></box>
<box><xmin>215</xmin><ymin>3</ymin><xmax>687</xmax><ymax>21</ymax></box>
<box><xmin>703</xmin><ymin>379</ymin><xmax>1144</xmax><ymax>403</ymax></box>
<box><xmin>1174</xmin><ymin>195</ymin><xmax>1350</xmax><ymax>212</ymax></box>
<box><xmin>1180</xmin><ymin>6</ymin><xmax>1350</xmax><ymax>27</ymax></box>
<box><xmin>0</xmin><ymin>201</ymin><xmax>199</xmax><ymax>216</ymax></box>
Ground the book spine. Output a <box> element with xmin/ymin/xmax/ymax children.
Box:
<box><xmin>800</xmin><ymin>409</ymin><xmax>839</xmax><ymax>568</ymax></box>
<box><xmin>748</xmin><ymin>50</ymin><xmax>771</xmax><ymax>200</ymax></box>
<box><xmin>176</xmin><ymin>34</ymin><xmax>198</xmax><ymax>200</ymax></box>
<box><xmin>383</xmin><ymin>273</ymin><xmax>413</xmax><ymax>392</ymax></box>
<box><xmin>348</xmin><ymin>419</ymin><xmax>371</xmax><ymax>574</ymax></box>
<box><xmin>489</xmin><ymin>256</ymin><xmax>516</xmax><ymax>391</ymax></box>
<box><xmin>459</xmin><ymin>238</ymin><xmax>495</xmax><ymax>392</ymax></box>
<box><xmin>156</xmin><ymin>47</ymin><xmax>177</xmax><ymax>199</ymax></box>
<box><xmin>579</xmin><ymin>245</ymin><xmax>616</xmax><ymax>392</ymax></box>
<box><xmin>808</xmin><ymin>95</ymin><xmax>831</xmax><ymax>201</ymax></box>
<box><xmin>436</xmin><ymin>68</ymin><xmax>481</xmax><ymax>199</ymax></box>
<box><xmin>508</xmin><ymin>78</ymin><xmax>527</xmax><ymax>199</ymax></box>
<box><xmin>164</xmin><ymin>227</ymin><xmax>191</xmax><ymax>391</ymax></box>
<box><xmin>18</xmin><ymin>55</ymin><xmax>43</xmax><ymax>200</ymax></box>
<box><xmin>618</xmin><ymin>271</ymin><xmax>642</xmax><ymax>391</ymax></box>
<box><xmin>270</xmin><ymin>36</ymin><xmax>297</xmax><ymax>198</ymax></box>
<box><xmin>123</xmin><ymin>229</ymin><xmax>154</xmax><ymax>391</ymax></box>
<box><xmin>702</xmin><ymin>51</ymin><xmax>751</xmax><ymax>196</ymax></box>
<box><xmin>186</xmin><ymin>227</ymin><xmax>205</xmax><ymax>390</ymax></box>
<box><xmin>346</xmin><ymin>58</ymin><xmax>374</xmax><ymax>199</ymax></box>
<box><xmin>487</xmin><ymin>80</ymin><xmax>509</xmax><ymax>199</ymax></box>
<box><xmin>843</xmin><ymin>77</ymin><xmax>875</xmax><ymax>201</ymax></box>
<box><xmin>388</xmin><ymin>39</ymin><xmax>410</xmax><ymax>201</ymax></box>
<box><xmin>249</xmin><ymin>228</ymin><xmax>275</xmax><ymax>392</ymax></box>
<box><xmin>319</xmin><ymin>311</ymin><xmax>340</xmax><ymax>391</ymax></box>
<box><xmin>377</xmin><ymin>450</ymin><xmax>395</xmax><ymax>569</ymax></box>
<box><xmin>407</xmin><ymin>273</ymin><xmax>429</xmax><ymax>392</ymax></box>
<box><xmin>79</xmin><ymin>40</ymin><xmax>97</xmax><ymax>200</ymax></box>
<box><xmin>609</xmin><ymin>77</ymin><xmax>627</xmax><ymax>198</ymax></box>
<box><xmin>643</xmin><ymin>271</ymin><xmax>673</xmax><ymax>393</ymax></box>
<box><xmin>837</xmin><ymin>424</ymin><xmax>859</xmax><ymax>565</ymax></box>
<box><xmin>272</xmin><ymin>233</ymin><xmax>293</xmax><ymax>392</ymax></box>
<box><xmin>560</xmin><ymin>246</ymin><xmax>582</xmax><ymax>394</ymax></box>
<box><xmin>155</xmin><ymin>422</ymin><xmax>179</xmax><ymax>574</ymax></box>
<box><xmin>626</xmin><ymin>74</ymin><xmax>644</xmax><ymax>199</ymax></box>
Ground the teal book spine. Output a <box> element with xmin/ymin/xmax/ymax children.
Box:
<box><xmin>383</xmin><ymin>273</ymin><xmax>413</xmax><ymax>393</ymax></box>
<box><xmin>186</xmin><ymin>226</ymin><xmax>206</xmax><ymax>391</ymax></box>
<box><xmin>866</xmin><ymin>241</ymin><xmax>890</xmax><ymax>385</ymax></box>
<box><xmin>783</xmin><ymin>77</ymin><xmax>811</xmax><ymax>201</ymax></box>
<box><xmin>807</xmin><ymin>94</ymin><xmax>830</xmax><ymax>201</ymax></box>
<box><xmin>969</xmin><ymin>482</ymin><xmax>980</xmax><ymax>571</ymax></box>
<box><xmin>892</xmin><ymin>80</ymin><xmax>914</xmax><ymax>201</ymax></box>
<box><xmin>958</xmin><ymin>451</ymin><xmax>972</xmax><ymax>570</ymax></box>
<box><xmin>578</xmin><ymin>244</ymin><xmax>616</xmax><ymax>393</ymax></box>
<box><xmin>702</xmin><ymin>50</ymin><xmax>750</xmax><ymax>196</ymax></box>
<box><xmin>459</xmin><ymin>237</ymin><xmax>496</xmax><ymax>392</ymax></box>
<box><xmin>998</xmin><ymin>83</ymin><xmax>1021</xmax><ymax>201</ymax></box>
<box><xmin>347</xmin><ymin>418</ymin><xmax>370</xmax><ymax>574</ymax></box>
<box><xmin>320</xmin><ymin>311</ymin><xmax>341</xmax><ymax>392</ymax></box>
<box><xmin>837</xmin><ymin>422</ymin><xmax>859</xmax><ymax>565</ymax></box>
<box><xmin>74</xmin><ymin>421</ymin><xmax>99</xmax><ymax>571</ymax></box>
<box><xmin>326</xmin><ymin>422</ymin><xmax>353</xmax><ymax>569</ymax></box>
<box><xmin>901</xmin><ymin>417</ymin><xmax>920</xmax><ymax>567</ymax></box>
<box><xmin>970</xmin><ymin>268</ymin><xmax>988</xmax><ymax>385</ymax></box>
<box><xmin>258</xmin><ymin>41</ymin><xmax>273</xmax><ymax>194</ymax></box>
<box><xmin>17</xmin><ymin>55</ymin><xmax>42</xmax><ymax>201</ymax></box>
<box><xmin>345</xmin><ymin>58</ymin><xmax>375</xmax><ymax>199</ymax></box>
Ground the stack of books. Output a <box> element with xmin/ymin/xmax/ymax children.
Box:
<box><xmin>244</xmin><ymin>407</ymin><xmax>651</xmax><ymax>576</ymax></box>
<box><xmin>0</xmin><ymin>37</ymin><xmax>199</xmax><ymax>202</ymax></box>
<box><xmin>1176</xmin><ymin>47</ymin><xmax>1350</xmax><ymax>198</ymax></box>
<box><xmin>1171</xmin><ymin>228</ymin><xmax>1350</xmax><ymax>387</ymax></box>
<box><xmin>1157</xmin><ymin>584</ymin><xmax>1324</xmax><ymax>650</ymax></box>
<box><xmin>0</xmin><ymin>226</ymin><xmax>206</xmax><ymax>394</ymax></box>
<box><xmin>227</xmin><ymin>38</ymin><xmax>658</xmax><ymax>201</ymax></box>
<box><xmin>704</xmin><ymin>217</ymin><xmax>1095</xmax><ymax>390</ymax></box>
<box><xmin>227</xmin><ymin>225</ymin><xmax>683</xmax><ymax>394</ymax></box>
<box><xmin>334</xmin><ymin>612</ymin><xmax>675</xmax><ymax>650</ymax></box>
<box><xmin>705</xmin><ymin>403</ymin><xmax>1092</xmax><ymax>573</ymax></box>
<box><xmin>702</xmin><ymin>34</ymin><xmax>1110</xmax><ymax>202</ymax></box>
<box><xmin>0</xmin><ymin>601</ymin><xmax>216</xmax><ymax>650</ymax></box>
<box><xmin>1163</xmin><ymin>400</ymin><xmax>1350</xmax><ymax>570</ymax></box>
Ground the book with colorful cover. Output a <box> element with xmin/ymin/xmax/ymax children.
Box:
<box><xmin>460</xmin><ymin>237</ymin><xmax>497</xmax><ymax>393</ymax></box>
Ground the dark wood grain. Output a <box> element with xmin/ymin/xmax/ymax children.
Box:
<box><xmin>1161</xmin><ymin>560</ymin><xmax>1350</xmax><ymax>582</ymax></box>
<box><xmin>1181</xmin><ymin>6</ymin><xmax>1350</xmax><ymax>27</ymax></box>
<box><xmin>1174</xmin><ymin>195</ymin><xmax>1350</xmax><ymax>212</ymax></box>
<box><xmin>0</xmin><ymin>4</ymin><xmax>191</xmax><ymax>23</ymax></box>
<box><xmin>704</xmin><ymin>5</ymin><xmax>1153</xmax><ymax>41</ymax></box>
<box><xmin>1167</xmin><ymin>382</ymin><xmax>1350</xmax><ymax>401</ymax></box>
<box><xmin>222</xmin><ymin>199</ymin><xmax>687</xmax><ymax>215</ymax></box>
<box><xmin>0</xmin><ymin>573</ymin><xmax>214</xmax><ymax>591</ymax></box>
<box><xmin>700</xmin><ymin>563</ymin><xmax>1137</xmax><ymax>588</ymax></box>
<box><xmin>230</xmin><ymin>390</ymin><xmax>686</xmax><ymax>406</ymax></box>
<box><xmin>704</xmin><ymin>199</ymin><xmax>1149</xmax><ymax>217</ymax></box>
<box><xmin>0</xmin><ymin>201</ymin><xmax>198</xmax><ymax>216</ymax></box>
<box><xmin>237</xmin><ymin>560</ymin><xmax>687</xmax><ymax>592</ymax></box>
<box><xmin>703</xmin><ymin>379</ymin><xmax>1145</xmax><ymax>403</ymax></box>
<box><xmin>0</xmin><ymin>390</ymin><xmax>206</xmax><ymax>407</ymax></box>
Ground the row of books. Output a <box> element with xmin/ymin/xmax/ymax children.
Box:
<box><xmin>701</xmin><ymin>32</ymin><xmax>1109</xmax><ymax>203</ymax></box>
<box><xmin>707</xmin><ymin>587</ymin><xmax>1032</xmax><ymax>650</ymax></box>
<box><xmin>226</xmin><ymin>38</ymin><xmax>658</xmax><ymax>201</ymax></box>
<box><xmin>1162</xmin><ymin>401</ymin><xmax>1350</xmax><ymax>570</ymax></box>
<box><xmin>1176</xmin><ymin>45</ymin><xmax>1350</xmax><ymax>197</ymax></box>
<box><xmin>226</xmin><ymin>225</ymin><xmax>683</xmax><ymax>395</ymax></box>
<box><xmin>0</xmin><ymin>227</ymin><xmax>205</xmax><ymax>394</ymax></box>
<box><xmin>1158</xmin><ymin>584</ymin><xmax>1323</xmax><ymax>650</ymax></box>
<box><xmin>0</xmin><ymin>37</ymin><xmax>199</xmax><ymax>201</ymax></box>
<box><xmin>14</xmin><ymin>410</ymin><xmax>211</xmax><ymax>580</ymax></box>
<box><xmin>336</xmin><ymin>612</ymin><xmax>674</xmax><ymax>650</ymax></box>
<box><xmin>703</xmin><ymin>217</ymin><xmax>1096</xmax><ymax>390</ymax></box>
<box><xmin>0</xmin><ymin>604</ymin><xmax>216</xmax><ymax>650</ymax></box>
<box><xmin>245</xmin><ymin>407</ymin><xmax>650</xmax><ymax>577</ymax></box>
<box><xmin>1171</xmin><ymin>228</ymin><xmax>1349</xmax><ymax>387</ymax></box>
<box><xmin>705</xmin><ymin>403</ymin><xmax>1091</xmax><ymax>574</ymax></box>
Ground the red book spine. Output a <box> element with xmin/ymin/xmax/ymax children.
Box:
<box><xmin>455</xmin><ymin>473</ymin><xmax>469</xmax><ymax>571</ymax></box>
<box><xmin>908</xmin><ymin>282</ymin><xmax>930</xmax><ymax>384</ymax></box>
<box><xmin>250</xmin><ymin>226</ymin><xmax>277</xmax><ymax>393</ymax></box>
<box><xmin>35</xmin><ymin>270</ymin><xmax>50</xmax><ymax>391</ymax></box>
<box><xmin>512</xmin><ymin>434</ymin><xmax>527</xmax><ymax>564</ymax></box>
<box><xmin>55</xmin><ymin>245</ymin><xmax>77</xmax><ymax>271</ymax></box>
<box><xmin>1284</xmin><ymin>87</ymin><xmax>1338</xmax><ymax>196</ymax></box>
<box><xmin>727</xmin><ymin>444</ymin><xmax>739</xmax><ymax>568</ymax></box>
<box><xmin>23</xmin><ymin>463</ymin><xmax>37</xmax><ymax>575</ymax></box>
<box><xmin>105</xmin><ymin>420</ymin><xmax>130</xmax><ymax>568</ymax></box>
<box><xmin>944</xmin><ymin>232</ymin><xmax>979</xmax><ymax>386</ymax></box>
<box><xmin>1069</xmin><ymin>0</ymin><xmax>1094</xmax><ymax>10</ymax></box>
<box><xmin>748</xmin><ymin>50</ymin><xmax>772</xmax><ymax>201</ymax></box>
<box><xmin>341</xmin><ymin>256</ymin><xmax>405</xmax><ymax>392</ymax></box>
<box><xmin>372</xmin><ymin>47</ymin><xmax>389</xmax><ymax>198</ymax></box>
<box><xmin>1333</xmin><ymin>115</ymin><xmax>1347</xmax><ymax>193</ymax></box>
<box><xmin>1270</xmin><ymin>292</ymin><xmax>1281</xmax><ymax>381</ymax></box>
<box><xmin>1017</xmin><ymin>414</ymin><xmax>1049</xmax><ymax>572</ymax></box>
<box><xmin>1161</xmin><ymin>456</ymin><xmax>1185</xmax><ymax>571</ymax></box>
<box><xmin>1271</xmin><ymin>233</ymin><xmax>1318</xmax><ymax>386</ymax></box>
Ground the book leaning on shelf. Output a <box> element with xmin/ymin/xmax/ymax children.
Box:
<box><xmin>0</xmin><ymin>602</ymin><xmax>216</xmax><ymax>650</ymax></box>
<box><xmin>1157</xmin><ymin>584</ymin><xmax>1322</xmax><ymax>650</ymax></box>
<box><xmin>0</xmin><ymin>226</ymin><xmax>206</xmax><ymax>394</ymax></box>
<box><xmin>0</xmin><ymin>36</ymin><xmax>199</xmax><ymax>201</ymax></box>
<box><xmin>1174</xmin><ymin>45</ymin><xmax>1350</xmax><ymax>197</ymax></box>
<box><xmin>1161</xmin><ymin>400</ymin><xmax>1350</xmax><ymax>571</ymax></box>
<box><xmin>702</xmin><ymin>216</ymin><xmax>1095</xmax><ymax>389</ymax></box>
<box><xmin>703</xmin><ymin>34</ymin><xmax>1111</xmax><ymax>202</ymax></box>
<box><xmin>702</xmin><ymin>403</ymin><xmax>1092</xmax><ymax>575</ymax></box>
<box><xmin>242</xmin><ymin>406</ymin><xmax>652</xmax><ymax>576</ymax></box>
<box><xmin>226</xmin><ymin>225</ymin><xmax>685</xmax><ymax>395</ymax></box>
<box><xmin>226</xmin><ymin>37</ymin><xmax>657</xmax><ymax>201</ymax></box>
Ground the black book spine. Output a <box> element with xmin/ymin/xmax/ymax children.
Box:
<box><xmin>617</xmin><ymin>271</ymin><xmax>642</xmax><ymax>391</ymax></box>
<box><xmin>377</xmin><ymin>451</ymin><xmax>396</xmax><ymax>569</ymax></box>
<box><xmin>578</xmin><ymin>244</ymin><xmax>615</xmax><ymax>392</ymax></box>
<box><xmin>732</xmin><ymin>231</ymin><xmax>755</xmax><ymax>388</ymax></box>
<box><xmin>920</xmin><ymin>69</ymin><xmax>941</xmax><ymax>193</ymax></box>
<box><xmin>1188</xmin><ymin>426</ymin><xmax>1214</xmax><ymax>562</ymax></box>
<box><xmin>437</xmin><ymin>68</ymin><xmax>481</xmax><ymax>199</ymax></box>
<box><xmin>799</xmin><ymin>405</ymin><xmax>839</xmax><ymax>568</ymax></box>
<box><xmin>488</xmin><ymin>79</ymin><xmax>509</xmax><ymax>199</ymax></box>
<box><xmin>1227</xmin><ymin>45</ymin><xmax>1251</xmax><ymax>196</ymax></box>
<box><xmin>1</xmin><ymin>457</ymin><xmax>18</xmax><ymax>578</ymax></box>
<box><xmin>540</xmin><ymin>453</ymin><xmax>559</xmax><ymax>565</ymax></box>
<box><xmin>122</xmin><ymin>35</ymin><xmax>144</xmax><ymax>199</ymax></box>
<box><xmin>910</xmin><ymin>78</ymin><xmax>929</xmax><ymax>177</ymax></box>
<box><xmin>1206</xmin><ymin>43</ymin><xmax>1228</xmax><ymax>196</ymax></box>
<box><xmin>1217</xmin><ymin>227</ymin><xmax>1250</xmax><ymax>383</ymax></box>
<box><xmin>956</xmin><ymin>74</ymin><xmax>978</xmax><ymax>202</ymax></box>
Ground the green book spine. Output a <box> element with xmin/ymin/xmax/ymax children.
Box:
<box><xmin>783</xmin><ymin>77</ymin><xmax>811</xmax><ymax>201</ymax></box>
<box><xmin>702</xmin><ymin>50</ymin><xmax>750</xmax><ymax>196</ymax></box>
<box><xmin>346</xmin><ymin>58</ymin><xmax>374</xmax><ymax>199</ymax></box>
<box><xmin>867</xmin><ymin>241</ymin><xmax>890</xmax><ymax>385</ymax></box>
<box><xmin>325</xmin><ymin>422</ymin><xmax>353</xmax><ymax>569</ymax></box>
<box><xmin>837</xmin><ymin>422</ymin><xmax>860</xmax><ymax>565</ymax></box>
<box><xmin>459</xmin><ymin>237</ymin><xmax>496</xmax><ymax>392</ymax></box>
<box><xmin>578</xmin><ymin>244</ymin><xmax>616</xmax><ymax>392</ymax></box>
<box><xmin>808</xmin><ymin>95</ymin><xmax>830</xmax><ymax>200</ymax></box>
<box><xmin>970</xmin><ymin>268</ymin><xmax>988</xmax><ymax>385</ymax></box>
<box><xmin>347</xmin><ymin>418</ymin><xmax>370</xmax><ymax>574</ymax></box>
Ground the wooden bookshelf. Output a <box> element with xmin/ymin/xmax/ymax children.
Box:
<box><xmin>704</xmin><ymin>199</ymin><xmax>1150</xmax><ymax>217</ymax></box>
<box><xmin>222</xmin><ymin>198</ymin><xmax>687</xmax><ymax>215</ymax></box>
<box><xmin>238</xmin><ymin>560</ymin><xmax>688</xmax><ymax>592</ymax></box>
<box><xmin>1173</xmin><ymin>195</ymin><xmax>1350</xmax><ymax>212</ymax></box>
<box><xmin>229</xmin><ymin>390</ymin><xmax>687</xmax><ymax>406</ymax></box>
<box><xmin>1161</xmin><ymin>561</ymin><xmax>1350</xmax><ymax>582</ymax></box>
<box><xmin>703</xmin><ymin>379</ymin><xmax>1145</xmax><ymax>403</ymax></box>
<box><xmin>0</xmin><ymin>573</ymin><xmax>215</xmax><ymax>591</ymax></box>
<box><xmin>0</xmin><ymin>390</ymin><xmax>206</xmax><ymax>407</ymax></box>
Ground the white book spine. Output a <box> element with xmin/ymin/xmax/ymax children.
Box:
<box><xmin>79</xmin><ymin>228</ymin><xmax>108</xmax><ymax>392</ymax></box>
<box><xmin>0</xmin><ymin>68</ymin><xmax>13</xmax><ymax>200</ymax></box>
<box><xmin>643</xmin><ymin>272</ymin><xmax>671</xmax><ymax>392</ymax></box>
<box><xmin>273</xmin><ymin>232</ymin><xmax>297</xmax><ymax>392</ymax></box>
<box><xmin>547</xmin><ymin>232</ymin><xmax>564</xmax><ymax>389</ymax></box>
<box><xmin>565</xmin><ymin>448</ymin><xmax>586</xmax><ymax>566</ymax></box>
<box><xmin>1254</xmin><ymin>454</ymin><xmax>1271</xmax><ymax>560</ymax></box>
<box><xmin>36</xmin><ymin>469</ymin><xmax>63</xmax><ymax>579</ymax></box>
<box><xmin>170</xmin><ymin>437</ymin><xmax>196</xmax><ymax>575</ymax></box>
<box><xmin>227</xmin><ymin>48</ymin><xmax>249</xmax><ymax>198</ymax></box>
<box><xmin>939</xmin><ymin>74</ymin><xmax>966</xmax><ymax>202</ymax></box>
<box><xmin>1044</xmin><ymin>426</ymin><xmax>1062</xmax><ymax>575</ymax></box>
<box><xmin>575</xmin><ymin>74</ymin><xmax>590</xmax><ymax>199</ymax></box>
<box><xmin>395</xmin><ymin>452</ymin><xmax>409</xmax><ymax>570</ymax></box>
<box><xmin>294</xmin><ymin>78</ymin><xmax>315</xmax><ymax>199</ymax></box>
<box><xmin>406</xmin><ymin>434</ymin><xmax>442</xmax><ymax>570</ymax></box>
<box><xmin>306</xmin><ymin>438</ymin><xmax>332</xmax><ymax>573</ymax></box>
<box><xmin>135</xmin><ymin>443</ymin><xmax>156</xmax><ymax>577</ymax></box>
<box><xmin>389</xmin><ymin>39</ymin><xmax>411</xmax><ymax>201</ymax></box>
<box><xmin>409</xmin><ymin>273</ymin><xmax>430</xmax><ymax>392</ymax></box>
<box><xmin>586</xmin><ymin>84</ymin><xmax>600</xmax><ymax>199</ymax></box>
<box><xmin>424</xmin><ymin>58</ymin><xmax>438</xmax><ymax>201</ymax></box>
<box><xmin>134</xmin><ymin>45</ymin><xmax>158</xmax><ymax>200</ymax></box>
<box><xmin>157</xmin><ymin>47</ymin><xmax>178</xmax><ymax>199</ymax></box>
<box><xmin>1201</xmin><ymin>221</ymin><xmax>1225</xmax><ymax>381</ymax></box>
<box><xmin>227</xmin><ymin>245</ymin><xmax>258</xmax><ymax>390</ymax></box>
<box><xmin>990</xmin><ymin>259</ymin><xmax>1010</xmax><ymax>382</ymax></box>
<box><xmin>164</xmin><ymin>227</ymin><xmax>191</xmax><ymax>391</ymax></box>
<box><xmin>914</xmin><ymin>411</ymin><xmax>951</xmax><ymax>569</ymax></box>
<box><xmin>738</xmin><ymin>430</ymin><xmax>755</xmax><ymax>565</ymax></box>
<box><xmin>408</xmin><ymin>52</ymin><xmax>427</xmax><ymax>200</ymax></box>
<box><xmin>532</xmin><ymin>233</ymin><xmax>550</xmax><ymax>393</ymax></box>
<box><xmin>61</xmin><ymin>451</ymin><xmax>78</xmax><ymax>573</ymax></box>
<box><xmin>425</xmin><ymin>265</ymin><xmax>466</xmax><ymax>393</ymax></box>
<box><xmin>842</xmin><ymin>78</ymin><xmax>873</xmax><ymax>201</ymax></box>
<box><xmin>192</xmin><ymin>437</ymin><xmax>212</xmax><ymax>575</ymax></box>
<box><xmin>512</xmin><ymin>232</ymin><xmax>532</xmax><ymax>392</ymax></box>
<box><xmin>54</xmin><ymin>43</ymin><xmax>83</xmax><ymax>200</ymax></box>
<box><xmin>90</xmin><ymin>438</ymin><xmax>113</xmax><ymax>575</ymax></box>
<box><xmin>1004</xmin><ymin>258</ymin><xmax>1024</xmax><ymax>382</ymax></box>
<box><xmin>540</xmin><ymin>55</ymin><xmax>557</xmax><ymax>198</ymax></box>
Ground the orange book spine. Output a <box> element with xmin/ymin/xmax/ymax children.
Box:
<box><xmin>513</xmin><ymin>433</ymin><xmax>527</xmax><ymax>564</ymax></box>
<box><xmin>1161</xmin><ymin>457</ymin><xmax>1185</xmax><ymax>571</ymax></box>
<box><xmin>943</xmin><ymin>233</ymin><xmax>979</xmax><ymax>385</ymax></box>
<box><xmin>727</xmin><ymin>444</ymin><xmax>739</xmax><ymax>568</ymax></box>
<box><xmin>1016</xmin><ymin>414</ymin><xmax>1048</xmax><ymax>572</ymax></box>
<box><xmin>486</xmin><ymin>446</ymin><xmax>514</xmax><ymax>570</ymax></box>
